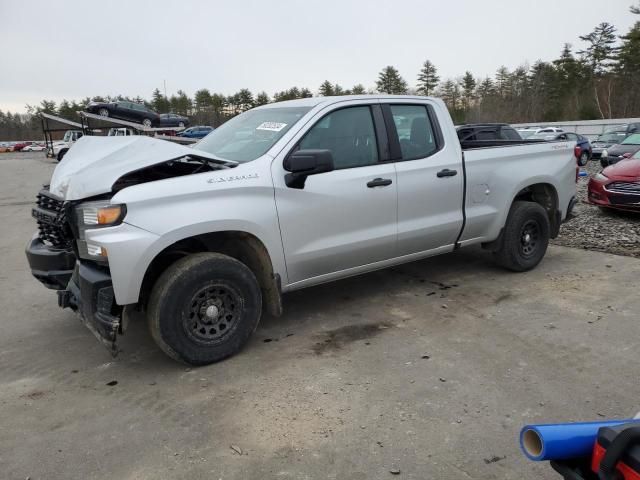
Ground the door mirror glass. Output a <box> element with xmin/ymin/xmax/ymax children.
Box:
<box><xmin>284</xmin><ymin>149</ymin><xmax>334</xmax><ymax>189</ymax></box>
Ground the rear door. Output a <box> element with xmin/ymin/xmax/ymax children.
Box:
<box><xmin>383</xmin><ymin>101</ymin><xmax>464</xmax><ymax>256</ymax></box>
<box><xmin>273</xmin><ymin>101</ymin><xmax>398</xmax><ymax>285</ymax></box>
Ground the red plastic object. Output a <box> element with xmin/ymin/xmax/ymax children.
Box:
<box><xmin>592</xmin><ymin>441</ymin><xmax>640</xmax><ymax>480</ymax></box>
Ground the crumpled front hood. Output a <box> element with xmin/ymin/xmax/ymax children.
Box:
<box><xmin>49</xmin><ymin>136</ymin><xmax>230</xmax><ymax>200</ymax></box>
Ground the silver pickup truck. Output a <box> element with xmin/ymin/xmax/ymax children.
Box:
<box><xmin>26</xmin><ymin>95</ymin><xmax>578</xmax><ymax>365</ymax></box>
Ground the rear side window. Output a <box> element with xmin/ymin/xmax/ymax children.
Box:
<box><xmin>389</xmin><ymin>105</ymin><xmax>438</xmax><ymax>160</ymax></box>
<box><xmin>299</xmin><ymin>106</ymin><xmax>378</xmax><ymax>169</ymax></box>
<box><xmin>476</xmin><ymin>129</ymin><xmax>498</xmax><ymax>140</ymax></box>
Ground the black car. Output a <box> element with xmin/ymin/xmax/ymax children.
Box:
<box><xmin>159</xmin><ymin>113</ymin><xmax>190</xmax><ymax>128</ymax></box>
<box><xmin>591</xmin><ymin>131</ymin><xmax>628</xmax><ymax>159</ymax></box>
<box><xmin>456</xmin><ymin>123</ymin><xmax>523</xmax><ymax>142</ymax></box>
<box><xmin>86</xmin><ymin>101</ymin><xmax>161</xmax><ymax>128</ymax></box>
<box><xmin>600</xmin><ymin>133</ymin><xmax>640</xmax><ymax>168</ymax></box>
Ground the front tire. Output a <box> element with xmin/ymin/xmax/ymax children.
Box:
<box><xmin>98</xmin><ymin>108</ymin><xmax>109</xmax><ymax>117</ymax></box>
<box><xmin>142</xmin><ymin>118</ymin><xmax>152</xmax><ymax>128</ymax></box>
<box><xmin>57</xmin><ymin>149</ymin><xmax>68</xmax><ymax>162</ymax></box>
<box><xmin>494</xmin><ymin>201</ymin><xmax>550</xmax><ymax>272</ymax></box>
<box><xmin>148</xmin><ymin>253</ymin><xmax>262</xmax><ymax>366</ymax></box>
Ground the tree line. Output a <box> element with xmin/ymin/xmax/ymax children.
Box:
<box><xmin>2</xmin><ymin>3</ymin><xmax>639</xmax><ymax>140</ymax></box>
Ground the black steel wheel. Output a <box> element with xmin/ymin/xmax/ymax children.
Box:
<box><xmin>148</xmin><ymin>253</ymin><xmax>262</xmax><ymax>365</ymax></box>
<box><xmin>184</xmin><ymin>283</ymin><xmax>243</xmax><ymax>345</ymax></box>
<box><xmin>494</xmin><ymin>201</ymin><xmax>550</xmax><ymax>272</ymax></box>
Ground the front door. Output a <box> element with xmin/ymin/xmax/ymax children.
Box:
<box><xmin>273</xmin><ymin>103</ymin><xmax>398</xmax><ymax>285</ymax></box>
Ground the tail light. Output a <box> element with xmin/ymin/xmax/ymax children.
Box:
<box><xmin>574</xmin><ymin>145</ymin><xmax>582</xmax><ymax>161</ymax></box>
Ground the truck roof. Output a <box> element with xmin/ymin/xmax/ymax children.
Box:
<box><xmin>253</xmin><ymin>95</ymin><xmax>437</xmax><ymax>110</ymax></box>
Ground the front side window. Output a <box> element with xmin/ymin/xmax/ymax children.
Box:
<box><xmin>298</xmin><ymin>106</ymin><xmax>378</xmax><ymax>169</ymax></box>
<box><xmin>196</xmin><ymin>106</ymin><xmax>311</xmax><ymax>162</ymax></box>
<box><xmin>390</xmin><ymin>105</ymin><xmax>437</xmax><ymax>160</ymax></box>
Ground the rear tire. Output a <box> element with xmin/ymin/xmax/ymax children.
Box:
<box><xmin>148</xmin><ymin>253</ymin><xmax>262</xmax><ymax>366</ymax></box>
<box><xmin>578</xmin><ymin>151</ymin><xmax>589</xmax><ymax>166</ymax></box>
<box><xmin>494</xmin><ymin>201</ymin><xmax>550</xmax><ymax>272</ymax></box>
<box><xmin>142</xmin><ymin>118</ymin><xmax>152</xmax><ymax>128</ymax></box>
<box><xmin>98</xmin><ymin>108</ymin><xmax>109</xmax><ymax>117</ymax></box>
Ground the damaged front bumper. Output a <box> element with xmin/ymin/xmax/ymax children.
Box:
<box><xmin>26</xmin><ymin>235</ymin><xmax>122</xmax><ymax>354</ymax></box>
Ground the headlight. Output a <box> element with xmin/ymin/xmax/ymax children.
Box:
<box><xmin>77</xmin><ymin>201</ymin><xmax>126</xmax><ymax>227</ymax></box>
<box><xmin>75</xmin><ymin>201</ymin><xmax>126</xmax><ymax>261</ymax></box>
<box><xmin>594</xmin><ymin>172</ymin><xmax>608</xmax><ymax>182</ymax></box>
<box><xmin>602</xmin><ymin>149</ymin><xmax>608</xmax><ymax>158</ymax></box>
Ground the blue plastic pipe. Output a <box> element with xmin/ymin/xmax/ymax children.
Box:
<box><xmin>520</xmin><ymin>419</ymin><xmax>640</xmax><ymax>461</ymax></box>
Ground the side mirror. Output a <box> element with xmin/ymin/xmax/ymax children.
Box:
<box><xmin>284</xmin><ymin>149</ymin><xmax>334</xmax><ymax>189</ymax></box>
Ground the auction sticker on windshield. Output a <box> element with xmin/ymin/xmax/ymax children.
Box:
<box><xmin>256</xmin><ymin>122</ymin><xmax>287</xmax><ymax>132</ymax></box>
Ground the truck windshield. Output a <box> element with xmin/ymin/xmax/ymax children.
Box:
<box><xmin>195</xmin><ymin>106</ymin><xmax>312</xmax><ymax>162</ymax></box>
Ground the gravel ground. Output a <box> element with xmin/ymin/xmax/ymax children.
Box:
<box><xmin>552</xmin><ymin>159</ymin><xmax>640</xmax><ymax>258</ymax></box>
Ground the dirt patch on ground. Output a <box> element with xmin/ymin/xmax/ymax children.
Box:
<box><xmin>312</xmin><ymin>322</ymin><xmax>391</xmax><ymax>354</ymax></box>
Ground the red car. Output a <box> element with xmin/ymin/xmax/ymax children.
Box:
<box><xmin>12</xmin><ymin>141</ymin><xmax>33</xmax><ymax>152</ymax></box>
<box><xmin>588</xmin><ymin>157</ymin><xmax>640</xmax><ymax>212</ymax></box>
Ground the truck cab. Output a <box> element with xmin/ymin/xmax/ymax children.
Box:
<box><xmin>47</xmin><ymin>129</ymin><xmax>84</xmax><ymax>161</ymax></box>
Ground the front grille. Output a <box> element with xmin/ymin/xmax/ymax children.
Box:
<box><xmin>606</xmin><ymin>181</ymin><xmax>640</xmax><ymax>195</ymax></box>
<box><xmin>33</xmin><ymin>187</ymin><xmax>73</xmax><ymax>249</ymax></box>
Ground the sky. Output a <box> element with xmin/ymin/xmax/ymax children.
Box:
<box><xmin>0</xmin><ymin>0</ymin><xmax>637</xmax><ymax>113</ymax></box>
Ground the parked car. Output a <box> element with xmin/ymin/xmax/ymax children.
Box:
<box><xmin>86</xmin><ymin>101</ymin><xmax>161</xmax><ymax>128</ymax></box>
<box><xmin>23</xmin><ymin>143</ymin><xmax>46</xmax><ymax>152</ymax></box>
<box><xmin>456</xmin><ymin>123</ymin><xmax>523</xmax><ymax>142</ymax></box>
<box><xmin>516</xmin><ymin>128</ymin><xmax>541</xmax><ymax>139</ymax></box>
<box><xmin>527</xmin><ymin>128</ymin><xmax>565</xmax><ymax>141</ymax></box>
<box><xmin>600</xmin><ymin>133</ymin><xmax>640</xmax><ymax>168</ymax></box>
<box><xmin>26</xmin><ymin>95</ymin><xmax>577</xmax><ymax>365</ymax></box>
<box><xmin>177</xmin><ymin>126</ymin><xmax>213</xmax><ymax>139</ymax></box>
<box><xmin>591</xmin><ymin>131</ymin><xmax>629</xmax><ymax>159</ymax></box>
<box><xmin>12</xmin><ymin>141</ymin><xmax>33</xmax><ymax>152</ymax></box>
<box><xmin>530</xmin><ymin>132</ymin><xmax>591</xmax><ymax>166</ymax></box>
<box><xmin>47</xmin><ymin>130</ymin><xmax>83</xmax><ymax>161</ymax></box>
<box><xmin>588</xmin><ymin>155</ymin><xmax>640</xmax><ymax>212</ymax></box>
<box><xmin>159</xmin><ymin>113</ymin><xmax>190</xmax><ymax>128</ymax></box>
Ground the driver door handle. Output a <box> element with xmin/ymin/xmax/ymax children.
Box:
<box><xmin>367</xmin><ymin>178</ymin><xmax>393</xmax><ymax>188</ymax></box>
<box><xmin>437</xmin><ymin>169</ymin><xmax>458</xmax><ymax>178</ymax></box>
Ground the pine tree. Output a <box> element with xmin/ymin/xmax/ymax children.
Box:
<box><xmin>495</xmin><ymin>66</ymin><xmax>511</xmax><ymax>97</ymax></box>
<box><xmin>578</xmin><ymin>22</ymin><xmax>618</xmax><ymax>75</ymax></box>
<box><xmin>318</xmin><ymin>80</ymin><xmax>334</xmax><ymax>96</ymax></box>
<box><xmin>194</xmin><ymin>89</ymin><xmax>212</xmax><ymax>113</ymax></box>
<box><xmin>255</xmin><ymin>92</ymin><xmax>270</xmax><ymax>106</ymax></box>
<box><xmin>351</xmin><ymin>84</ymin><xmax>366</xmax><ymax>94</ymax></box>
<box><xmin>151</xmin><ymin>88</ymin><xmax>170</xmax><ymax>113</ymax></box>
<box><xmin>376</xmin><ymin>66</ymin><xmax>408</xmax><ymax>94</ymax></box>
<box><xmin>460</xmin><ymin>72</ymin><xmax>476</xmax><ymax>110</ymax></box>
<box><xmin>300</xmin><ymin>88</ymin><xmax>313</xmax><ymax>98</ymax></box>
<box><xmin>417</xmin><ymin>60</ymin><xmax>440</xmax><ymax>95</ymax></box>
<box><xmin>237</xmin><ymin>89</ymin><xmax>255</xmax><ymax>111</ymax></box>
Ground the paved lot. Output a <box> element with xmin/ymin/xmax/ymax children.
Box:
<box><xmin>1</xmin><ymin>152</ymin><xmax>639</xmax><ymax>480</ymax></box>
